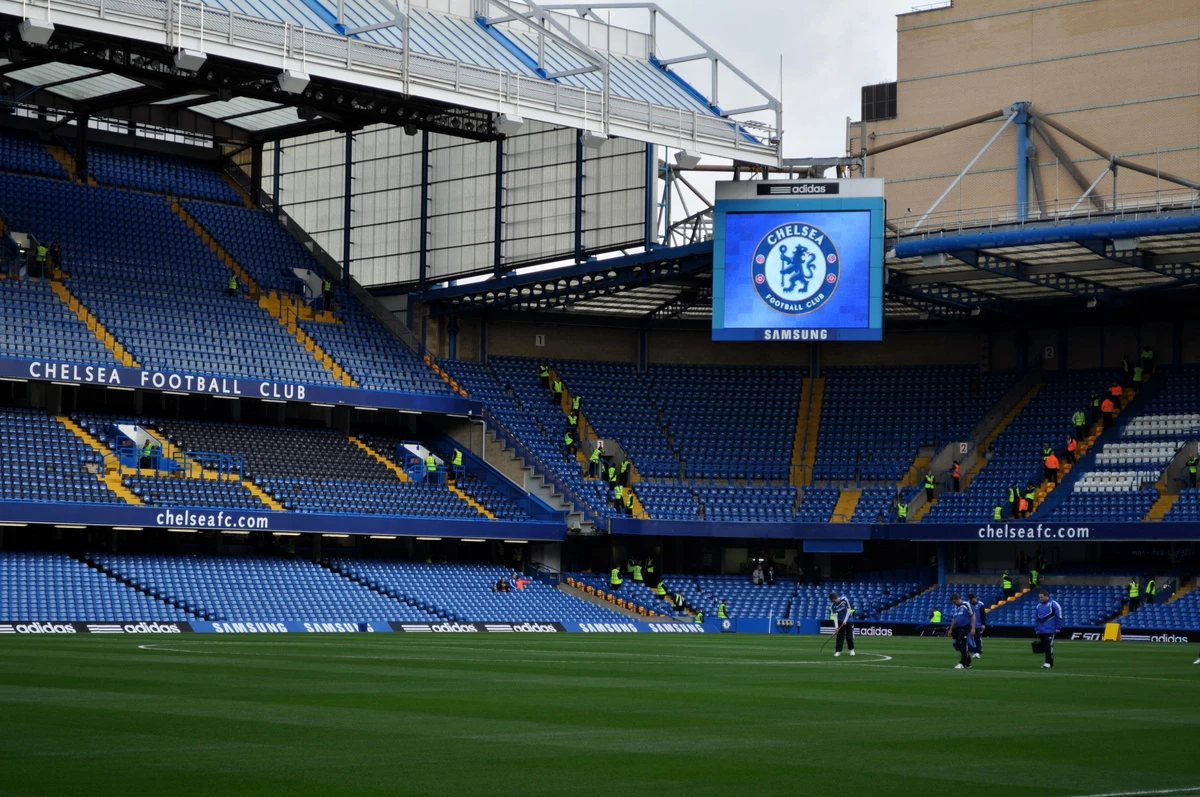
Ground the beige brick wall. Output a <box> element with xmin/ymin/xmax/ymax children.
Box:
<box><xmin>858</xmin><ymin>0</ymin><xmax>1200</xmax><ymax>219</ymax></box>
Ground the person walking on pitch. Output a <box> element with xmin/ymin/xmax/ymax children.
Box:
<box><xmin>967</xmin><ymin>592</ymin><xmax>987</xmax><ymax>659</ymax></box>
<box><xmin>947</xmin><ymin>593</ymin><xmax>976</xmax><ymax>669</ymax></box>
<box><xmin>1034</xmin><ymin>589</ymin><xmax>1063</xmax><ymax>669</ymax></box>
<box><xmin>830</xmin><ymin>591</ymin><xmax>855</xmax><ymax>657</ymax></box>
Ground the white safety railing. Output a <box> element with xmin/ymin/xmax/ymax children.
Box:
<box><xmin>890</xmin><ymin>187</ymin><xmax>1200</xmax><ymax>242</ymax></box>
<box><xmin>21</xmin><ymin>0</ymin><xmax>778</xmax><ymax>160</ymax></box>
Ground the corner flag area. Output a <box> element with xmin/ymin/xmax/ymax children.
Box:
<box><xmin>1</xmin><ymin>635</ymin><xmax>1197</xmax><ymax>797</ymax></box>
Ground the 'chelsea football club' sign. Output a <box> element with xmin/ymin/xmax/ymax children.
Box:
<box><xmin>751</xmin><ymin>222</ymin><xmax>840</xmax><ymax>315</ymax></box>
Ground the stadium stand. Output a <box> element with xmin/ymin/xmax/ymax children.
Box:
<box><xmin>789</xmin><ymin>580</ymin><xmax>922</xmax><ymax>622</ymax></box>
<box><xmin>813</xmin><ymin>366</ymin><xmax>1017</xmax><ymax>482</ymax></box>
<box><xmin>565</xmin><ymin>572</ymin><xmax>690</xmax><ymax>618</ymax></box>
<box><xmin>632</xmin><ymin>482</ymin><xmax>700</xmax><ymax>520</ymax></box>
<box><xmin>0</xmin><ymin>552</ymin><xmax>193</xmax><ymax>622</ymax></box>
<box><xmin>0</xmin><ymin>278</ymin><xmax>120</xmax><ymax>365</ymax></box>
<box><xmin>83</xmin><ymin>144</ymin><xmax>244</xmax><ymax>204</ymax></box>
<box><xmin>1034</xmin><ymin>366</ymin><xmax>1185</xmax><ymax>522</ymax></box>
<box><xmin>650</xmin><ymin>364</ymin><xmax>804</xmax><ymax>482</ymax></box>
<box><xmin>0</xmin><ymin>129</ymin><xmax>68</xmax><ymax>179</ymax></box>
<box><xmin>467</xmin><ymin>357</ymin><xmax>614</xmax><ymax>519</ymax></box>
<box><xmin>89</xmin><ymin>553</ymin><xmax>439</xmax><ymax>622</ymax></box>
<box><xmin>1121</xmin><ymin>588</ymin><xmax>1200</xmax><ymax>630</ymax></box>
<box><xmin>985</xmin><ymin>584</ymin><xmax>1124</xmax><ymax>627</ymax></box>
<box><xmin>852</xmin><ymin>486</ymin><xmax>918</xmax><ymax>523</ymax></box>
<box><xmin>1165</xmin><ymin>489</ymin><xmax>1200</xmax><ymax>521</ymax></box>
<box><xmin>0</xmin><ymin>407</ymin><xmax>121</xmax><ymax>505</ymax></box>
<box><xmin>123</xmin><ymin>476</ymin><xmax>265</xmax><ymax>511</ymax></box>
<box><xmin>0</xmin><ymin>172</ymin><xmax>336</xmax><ymax>384</ymax></box>
<box><xmin>184</xmin><ymin>200</ymin><xmax>451</xmax><ymax>394</ymax></box>
<box><xmin>878</xmin><ymin>583</ymin><xmax>1004</xmax><ymax>624</ymax></box>
<box><xmin>551</xmin><ymin>359</ymin><xmax>679</xmax><ymax>478</ymax></box>
<box><xmin>925</xmin><ymin>369</ymin><xmax>1114</xmax><ymax>522</ymax></box>
<box><xmin>327</xmin><ymin>560</ymin><xmax>628</xmax><ymax>623</ymax></box>
<box><xmin>793</xmin><ymin>486</ymin><xmax>837</xmax><ymax>522</ymax></box>
<box><xmin>151</xmin><ymin>419</ymin><xmax>487</xmax><ymax>517</ymax></box>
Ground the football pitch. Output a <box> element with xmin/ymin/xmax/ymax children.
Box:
<box><xmin>1</xmin><ymin>635</ymin><xmax>1198</xmax><ymax>797</ymax></box>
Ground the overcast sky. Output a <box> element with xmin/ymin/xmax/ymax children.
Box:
<box><xmin>639</xmin><ymin>0</ymin><xmax>918</xmax><ymax>161</ymax></box>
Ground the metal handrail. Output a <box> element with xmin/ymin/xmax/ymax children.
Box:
<box><xmin>891</xmin><ymin>187</ymin><xmax>1200</xmax><ymax>243</ymax></box>
<box><xmin>481</xmin><ymin>407</ymin><xmax>605</xmax><ymax>527</ymax></box>
<box><xmin>26</xmin><ymin>0</ymin><xmax>777</xmax><ymax>158</ymax></box>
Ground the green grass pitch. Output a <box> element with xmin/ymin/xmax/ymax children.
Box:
<box><xmin>1</xmin><ymin>634</ymin><xmax>1198</xmax><ymax>796</ymax></box>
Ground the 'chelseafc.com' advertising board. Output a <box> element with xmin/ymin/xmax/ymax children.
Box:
<box><xmin>712</xmin><ymin>179</ymin><xmax>886</xmax><ymax>341</ymax></box>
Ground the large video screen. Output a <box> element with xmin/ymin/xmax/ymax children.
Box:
<box><xmin>712</xmin><ymin>183</ymin><xmax>885</xmax><ymax>341</ymax></box>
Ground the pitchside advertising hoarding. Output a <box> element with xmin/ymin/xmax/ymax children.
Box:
<box><xmin>711</xmin><ymin>179</ymin><xmax>885</xmax><ymax>342</ymax></box>
<box><xmin>3</xmin><ymin>620</ymin><xmax>1194</xmax><ymax>641</ymax></box>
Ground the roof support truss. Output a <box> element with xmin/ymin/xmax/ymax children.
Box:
<box><xmin>647</xmin><ymin>285</ymin><xmax>710</xmax><ymax>320</ymax></box>
<box><xmin>885</xmin><ymin>287</ymin><xmax>969</xmax><ymax>320</ymax></box>
<box><xmin>1076</xmin><ymin>240</ymin><xmax>1200</xmax><ymax>288</ymax></box>
<box><xmin>950</xmin><ymin>249</ymin><xmax>1111</xmax><ymax>299</ymax></box>
<box><xmin>481</xmin><ymin>0</ymin><xmax>608</xmax><ymax>80</ymax></box>
<box><xmin>422</xmin><ymin>242</ymin><xmax>711</xmax><ymax>316</ymax></box>
<box><xmin>886</xmin><ymin>275</ymin><xmax>1012</xmax><ymax>316</ymax></box>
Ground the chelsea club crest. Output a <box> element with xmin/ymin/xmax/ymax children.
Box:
<box><xmin>751</xmin><ymin>222</ymin><xmax>840</xmax><ymax>315</ymax></box>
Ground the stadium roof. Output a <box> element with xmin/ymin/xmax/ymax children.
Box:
<box><xmin>421</xmin><ymin>197</ymin><xmax>1200</xmax><ymax>324</ymax></box>
<box><xmin>0</xmin><ymin>0</ymin><xmax>782</xmax><ymax>161</ymax></box>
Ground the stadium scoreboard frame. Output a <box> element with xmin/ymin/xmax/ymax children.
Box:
<box><xmin>712</xmin><ymin>179</ymin><xmax>886</xmax><ymax>341</ymax></box>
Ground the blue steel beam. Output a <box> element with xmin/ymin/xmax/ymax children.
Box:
<box><xmin>895</xmin><ymin>215</ymin><xmax>1200</xmax><ymax>258</ymax></box>
<box><xmin>1014</xmin><ymin>102</ymin><xmax>1030</xmax><ymax>223</ymax></box>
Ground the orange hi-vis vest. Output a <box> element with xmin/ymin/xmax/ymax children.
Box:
<box><xmin>952</xmin><ymin>463</ymin><xmax>961</xmax><ymax>478</ymax></box>
<box><xmin>1109</xmin><ymin>384</ymin><xmax>1123</xmax><ymax>398</ymax></box>
<box><xmin>1018</xmin><ymin>497</ymin><xmax>1029</xmax><ymax>512</ymax></box>
<box><xmin>1045</xmin><ymin>453</ymin><xmax>1059</xmax><ymax>470</ymax></box>
<box><xmin>1101</xmin><ymin>398</ymin><xmax>1115</xmax><ymax>413</ymax></box>
<box><xmin>1067</xmin><ymin>438</ymin><xmax>1078</xmax><ymax>452</ymax></box>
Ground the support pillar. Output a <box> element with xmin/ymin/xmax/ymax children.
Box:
<box><xmin>250</xmin><ymin>143</ymin><xmax>263</xmax><ymax>203</ymax></box>
<box><xmin>936</xmin><ymin>542</ymin><xmax>947</xmax><ymax>585</ymax></box>
<box><xmin>273</xmin><ymin>140</ymin><xmax>283</xmax><ymax>215</ymax></box>
<box><xmin>1014</xmin><ymin>102</ymin><xmax>1031</xmax><ymax>222</ymax></box>
<box><xmin>419</xmin><ymin>130</ymin><xmax>430</xmax><ymax>291</ymax></box>
<box><xmin>343</xmin><ymin>130</ymin><xmax>353</xmax><ymax>286</ymax></box>
<box><xmin>74</xmin><ymin>113</ymin><xmax>90</xmax><ymax>183</ymax></box>
<box><xmin>480</xmin><ymin>320</ymin><xmax>488</xmax><ymax>364</ymax></box>
<box><xmin>447</xmin><ymin>316</ymin><xmax>459</xmax><ymax>361</ymax></box>
<box><xmin>574</xmin><ymin>130</ymin><xmax>584</xmax><ymax>262</ymax></box>
<box><xmin>644</xmin><ymin>143</ymin><xmax>655</xmax><ymax>249</ymax></box>
<box><xmin>494</xmin><ymin>138</ymin><xmax>504</xmax><ymax>276</ymax></box>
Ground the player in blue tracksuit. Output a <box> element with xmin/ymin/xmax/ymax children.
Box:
<box><xmin>967</xmin><ymin>593</ymin><xmax>986</xmax><ymax>659</ymax></box>
<box><xmin>1034</xmin><ymin>589</ymin><xmax>1063</xmax><ymax>669</ymax></box>
<box><xmin>830</xmin><ymin>592</ymin><xmax>855</xmax><ymax>657</ymax></box>
<box><xmin>947</xmin><ymin>593</ymin><xmax>976</xmax><ymax>669</ymax></box>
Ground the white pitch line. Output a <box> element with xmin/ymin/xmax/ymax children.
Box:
<box><xmin>1060</xmin><ymin>787</ymin><xmax>1200</xmax><ymax>797</ymax></box>
<box><xmin>136</xmin><ymin>643</ymin><xmax>892</xmax><ymax>667</ymax></box>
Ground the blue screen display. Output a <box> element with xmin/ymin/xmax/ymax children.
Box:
<box><xmin>712</xmin><ymin>198</ymin><xmax>884</xmax><ymax>341</ymax></box>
